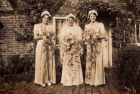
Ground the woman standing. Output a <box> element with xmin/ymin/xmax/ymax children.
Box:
<box><xmin>60</xmin><ymin>14</ymin><xmax>83</xmax><ymax>86</ymax></box>
<box><xmin>34</xmin><ymin>10</ymin><xmax>56</xmax><ymax>87</ymax></box>
<box><xmin>84</xmin><ymin>10</ymin><xmax>106</xmax><ymax>86</ymax></box>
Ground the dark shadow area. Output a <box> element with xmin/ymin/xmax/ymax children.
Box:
<box><xmin>0</xmin><ymin>21</ymin><xmax>4</xmax><ymax>29</ymax></box>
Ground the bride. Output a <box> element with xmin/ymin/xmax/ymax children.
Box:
<box><xmin>60</xmin><ymin>13</ymin><xmax>83</xmax><ymax>86</ymax></box>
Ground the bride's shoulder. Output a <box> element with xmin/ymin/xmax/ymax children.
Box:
<box><xmin>85</xmin><ymin>23</ymin><xmax>90</xmax><ymax>29</ymax></box>
<box><xmin>97</xmin><ymin>22</ymin><xmax>104</xmax><ymax>26</ymax></box>
<box><xmin>97</xmin><ymin>22</ymin><xmax>105</xmax><ymax>30</ymax></box>
<box><xmin>85</xmin><ymin>23</ymin><xmax>90</xmax><ymax>26</ymax></box>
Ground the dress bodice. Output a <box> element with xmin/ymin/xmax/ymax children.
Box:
<box><xmin>85</xmin><ymin>22</ymin><xmax>105</xmax><ymax>34</ymax></box>
<box><xmin>33</xmin><ymin>23</ymin><xmax>54</xmax><ymax>36</ymax></box>
<box><xmin>60</xmin><ymin>24</ymin><xmax>82</xmax><ymax>42</ymax></box>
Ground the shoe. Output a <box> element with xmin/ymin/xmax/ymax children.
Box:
<box><xmin>48</xmin><ymin>83</ymin><xmax>51</xmax><ymax>86</ymax></box>
<box><xmin>41</xmin><ymin>83</ymin><xmax>46</xmax><ymax>87</ymax></box>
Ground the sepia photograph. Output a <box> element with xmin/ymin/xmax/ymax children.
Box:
<box><xmin>0</xmin><ymin>0</ymin><xmax>140</xmax><ymax>94</ymax></box>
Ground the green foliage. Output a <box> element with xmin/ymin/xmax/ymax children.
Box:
<box><xmin>0</xmin><ymin>56</ymin><xmax>5</xmax><ymax>76</ymax></box>
<box><xmin>125</xmin><ymin>0</ymin><xmax>140</xmax><ymax>18</ymax></box>
<box><xmin>116</xmin><ymin>44</ymin><xmax>140</xmax><ymax>92</ymax></box>
<box><xmin>125</xmin><ymin>0</ymin><xmax>136</xmax><ymax>10</ymax></box>
<box><xmin>15</xmin><ymin>29</ymin><xmax>33</xmax><ymax>42</ymax></box>
<box><xmin>76</xmin><ymin>1</ymin><xmax>136</xmax><ymax>48</ymax></box>
<box><xmin>112</xmin><ymin>17</ymin><xmax>135</xmax><ymax>48</ymax></box>
<box><xmin>0</xmin><ymin>44</ymin><xmax>35</xmax><ymax>82</ymax></box>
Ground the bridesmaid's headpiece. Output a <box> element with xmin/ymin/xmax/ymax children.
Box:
<box><xmin>41</xmin><ymin>10</ymin><xmax>51</xmax><ymax>17</ymax></box>
<box><xmin>88</xmin><ymin>10</ymin><xmax>98</xmax><ymax>17</ymax></box>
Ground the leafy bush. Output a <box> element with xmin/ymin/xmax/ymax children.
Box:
<box><xmin>117</xmin><ymin>44</ymin><xmax>140</xmax><ymax>93</ymax></box>
<box><xmin>0</xmin><ymin>56</ymin><xmax>5</xmax><ymax>76</ymax></box>
<box><xmin>0</xmin><ymin>54</ymin><xmax>35</xmax><ymax>83</ymax></box>
<box><xmin>15</xmin><ymin>29</ymin><xmax>34</xmax><ymax>42</ymax></box>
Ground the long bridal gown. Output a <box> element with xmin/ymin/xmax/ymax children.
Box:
<box><xmin>60</xmin><ymin>24</ymin><xmax>83</xmax><ymax>86</ymax></box>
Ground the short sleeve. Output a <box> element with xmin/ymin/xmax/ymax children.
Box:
<box><xmin>50</xmin><ymin>24</ymin><xmax>55</xmax><ymax>33</ymax></box>
<box><xmin>84</xmin><ymin>24</ymin><xmax>88</xmax><ymax>31</ymax></box>
<box><xmin>48</xmin><ymin>24</ymin><xmax>55</xmax><ymax>33</ymax></box>
<box><xmin>99</xmin><ymin>23</ymin><xmax>105</xmax><ymax>33</ymax></box>
<box><xmin>77</xmin><ymin>26</ymin><xmax>82</xmax><ymax>41</ymax></box>
<box><xmin>59</xmin><ymin>25</ymin><xmax>66</xmax><ymax>42</ymax></box>
<box><xmin>33</xmin><ymin>24</ymin><xmax>39</xmax><ymax>36</ymax></box>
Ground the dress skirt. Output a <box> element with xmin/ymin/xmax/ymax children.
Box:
<box><xmin>34</xmin><ymin>40</ymin><xmax>56</xmax><ymax>84</ymax></box>
<box><xmin>85</xmin><ymin>41</ymin><xmax>105</xmax><ymax>86</ymax></box>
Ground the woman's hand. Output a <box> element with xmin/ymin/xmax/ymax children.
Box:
<box><xmin>42</xmin><ymin>36</ymin><xmax>47</xmax><ymax>40</ymax></box>
<box><xmin>96</xmin><ymin>34</ymin><xmax>105</xmax><ymax>40</ymax></box>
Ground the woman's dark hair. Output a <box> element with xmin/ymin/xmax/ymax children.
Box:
<box><xmin>93</xmin><ymin>13</ymin><xmax>97</xmax><ymax>17</ymax></box>
<box><xmin>89</xmin><ymin>13</ymin><xmax>97</xmax><ymax>18</ymax></box>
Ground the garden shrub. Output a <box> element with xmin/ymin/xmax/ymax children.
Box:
<box><xmin>117</xmin><ymin>44</ymin><xmax>140</xmax><ymax>93</ymax></box>
<box><xmin>0</xmin><ymin>54</ymin><xmax>35</xmax><ymax>83</ymax></box>
<box><xmin>0</xmin><ymin>56</ymin><xmax>5</xmax><ymax>76</ymax></box>
<box><xmin>15</xmin><ymin>29</ymin><xmax>34</xmax><ymax>42</ymax></box>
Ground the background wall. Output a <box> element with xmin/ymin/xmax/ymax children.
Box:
<box><xmin>0</xmin><ymin>0</ymin><xmax>34</xmax><ymax>65</ymax></box>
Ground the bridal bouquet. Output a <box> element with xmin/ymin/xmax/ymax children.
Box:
<box><xmin>63</xmin><ymin>33</ymin><xmax>76</xmax><ymax>51</ymax></box>
<box><xmin>62</xmin><ymin>33</ymin><xmax>83</xmax><ymax>67</ymax></box>
<box><xmin>62</xmin><ymin>33</ymin><xmax>83</xmax><ymax>54</ymax></box>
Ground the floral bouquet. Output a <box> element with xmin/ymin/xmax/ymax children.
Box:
<box><xmin>62</xmin><ymin>33</ymin><xmax>76</xmax><ymax>51</ymax></box>
<box><xmin>46</xmin><ymin>31</ymin><xmax>56</xmax><ymax>44</ymax></box>
<box><xmin>63</xmin><ymin>33</ymin><xmax>83</xmax><ymax>56</ymax></box>
<box><xmin>61</xmin><ymin>33</ymin><xmax>83</xmax><ymax>67</ymax></box>
<box><xmin>42</xmin><ymin>31</ymin><xmax>56</xmax><ymax>52</ymax></box>
<box><xmin>83</xmin><ymin>29</ymin><xmax>103</xmax><ymax>45</ymax></box>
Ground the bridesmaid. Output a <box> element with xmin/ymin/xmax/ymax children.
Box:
<box><xmin>60</xmin><ymin>14</ymin><xmax>83</xmax><ymax>86</ymax></box>
<box><xmin>84</xmin><ymin>10</ymin><xmax>106</xmax><ymax>86</ymax></box>
<box><xmin>34</xmin><ymin>10</ymin><xmax>56</xmax><ymax>87</ymax></box>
